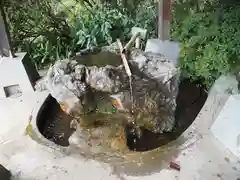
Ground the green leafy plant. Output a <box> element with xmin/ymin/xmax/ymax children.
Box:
<box><xmin>72</xmin><ymin>8</ymin><xmax>131</xmax><ymax>50</ymax></box>
<box><xmin>3</xmin><ymin>0</ymin><xmax>73</xmax><ymax>68</ymax></box>
<box><xmin>172</xmin><ymin>0</ymin><xmax>240</xmax><ymax>89</ymax></box>
<box><xmin>3</xmin><ymin>0</ymin><xmax>157</xmax><ymax>68</ymax></box>
<box><xmin>71</xmin><ymin>0</ymin><xmax>157</xmax><ymax>50</ymax></box>
<box><xmin>135</xmin><ymin>1</ymin><xmax>157</xmax><ymax>37</ymax></box>
<box><xmin>7</xmin><ymin>0</ymin><xmax>240</xmax><ymax>90</ymax></box>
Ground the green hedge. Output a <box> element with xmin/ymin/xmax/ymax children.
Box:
<box><xmin>172</xmin><ymin>1</ymin><xmax>240</xmax><ymax>89</ymax></box>
<box><xmin>3</xmin><ymin>0</ymin><xmax>156</xmax><ymax>68</ymax></box>
<box><xmin>4</xmin><ymin>0</ymin><xmax>240</xmax><ymax>89</ymax></box>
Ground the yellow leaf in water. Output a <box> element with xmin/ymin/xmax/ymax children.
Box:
<box><xmin>60</xmin><ymin>103</ymin><xmax>68</xmax><ymax>113</ymax></box>
<box><xmin>25</xmin><ymin>123</ymin><xmax>33</xmax><ymax>136</ymax></box>
<box><xmin>111</xmin><ymin>99</ymin><xmax>122</xmax><ymax>109</ymax></box>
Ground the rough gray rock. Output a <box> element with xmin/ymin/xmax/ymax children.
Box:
<box><xmin>129</xmin><ymin>50</ymin><xmax>180</xmax><ymax>114</ymax></box>
<box><xmin>36</xmin><ymin>46</ymin><xmax>180</xmax><ymax>133</ymax></box>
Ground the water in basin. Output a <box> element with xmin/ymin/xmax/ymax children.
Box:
<box><xmin>76</xmin><ymin>51</ymin><xmax>122</xmax><ymax>67</ymax></box>
<box><xmin>36</xmin><ymin>51</ymin><xmax>207</xmax><ymax>176</ymax></box>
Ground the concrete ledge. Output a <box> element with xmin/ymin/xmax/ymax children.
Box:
<box><xmin>0</xmin><ymin>52</ymin><xmax>40</xmax><ymax>98</ymax></box>
<box><xmin>211</xmin><ymin>95</ymin><xmax>240</xmax><ymax>158</ymax></box>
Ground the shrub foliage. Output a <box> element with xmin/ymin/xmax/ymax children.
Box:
<box><xmin>2</xmin><ymin>0</ymin><xmax>240</xmax><ymax>89</ymax></box>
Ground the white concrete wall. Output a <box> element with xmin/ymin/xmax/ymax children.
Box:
<box><xmin>211</xmin><ymin>94</ymin><xmax>240</xmax><ymax>158</ymax></box>
<box><xmin>0</xmin><ymin>53</ymin><xmax>36</xmax><ymax>98</ymax></box>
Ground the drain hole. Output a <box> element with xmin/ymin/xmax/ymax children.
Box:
<box><xmin>3</xmin><ymin>84</ymin><xmax>22</xmax><ymax>98</ymax></box>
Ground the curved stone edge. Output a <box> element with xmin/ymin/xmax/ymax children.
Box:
<box><xmin>192</xmin><ymin>75</ymin><xmax>238</xmax><ymax>132</ymax></box>
<box><xmin>132</xmin><ymin>75</ymin><xmax>239</xmax><ymax>154</ymax></box>
<box><xmin>171</xmin><ymin>75</ymin><xmax>239</xmax><ymax>150</ymax></box>
<box><xmin>30</xmin><ymin>91</ymin><xmax>69</xmax><ymax>154</ymax></box>
<box><xmin>30</xmin><ymin>75</ymin><xmax>239</xmax><ymax>155</ymax></box>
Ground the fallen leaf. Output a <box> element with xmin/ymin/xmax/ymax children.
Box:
<box><xmin>25</xmin><ymin>123</ymin><xmax>33</xmax><ymax>136</ymax></box>
<box><xmin>224</xmin><ymin>157</ymin><xmax>230</xmax><ymax>163</ymax></box>
<box><xmin>216</xmin><ymin>173</ymin><xmax>223</xmax><ymax>179</ymax></box>
<box><xmin>60</xmin><ymin>103</ymin><xmax>68</xmax><ymax>113</ymax></box>
<box><xmin>169</xmin><ymin>161</ymin><xmax>180</xmax><ymax>171</ymax></box>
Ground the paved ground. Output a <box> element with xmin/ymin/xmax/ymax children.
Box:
<box><xmin>0</xmin><ymin>77</ymin><xmax>240</xmax><ymax>180</ymax></box>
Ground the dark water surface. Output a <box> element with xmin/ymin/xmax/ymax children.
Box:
<box><xmin>76</xmin><ymin>51</ymin><xmax>122</xmax><ymax>67</ymax></box>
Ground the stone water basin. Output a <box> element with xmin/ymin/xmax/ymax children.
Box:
<box><xmin>29</xmin><ymin>51</ymin><xmax>208</xmax><ymax>175</ymax></box>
